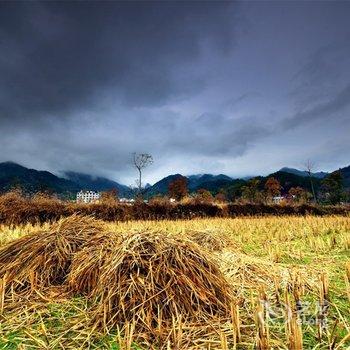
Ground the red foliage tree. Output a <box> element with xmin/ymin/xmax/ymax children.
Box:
<box><xmin>168</xmin><ymin>177</ymin><xmax>188</xmax><ymax>201</ymax></box>
<box><xmin>264</xmin><ymin>177</ymin><xmax>282</xmax><ymax>198</ymax></box>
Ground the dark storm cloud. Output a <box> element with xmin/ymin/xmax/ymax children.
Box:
<box><xmin>0</xmin><ymin>1</ymin><xmax>349</xmax><ymax>183</ymax></box>
<box><xmin>283</xmin><ymin>84</ymin><xmax>350</xmax><ymax>129</ymax></box>
<box><xmin>167</xmin><ymin>112</ymin><xmax>271</xmax><ymax>156</ymax></box>
<box><xmin>0</xmin><ymin>1</ymin><xmax>236</xmax><ymax>122</ymax></box>
<box><xmin>290</xmin><ymin>38</ymin><xmax>350</xmax><ymax>111</ymax></box>
<box><xmin>284</xmin><ymin>35</ymin><xmax>350</xmax><ymax>129</ymax></box>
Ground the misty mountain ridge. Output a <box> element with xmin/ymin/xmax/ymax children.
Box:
<box><xmin>63</xmin><ymin>171</ymin><xmax>131</xmax><ymax>197</ymax></box>
<box><xmin>145</xmin><ymin>166</ymin><xmax>350</xmax><ymax>196</ymax></box>
<box><xmin>0</xmin><ymin>162</ymin><xmax>129</xmax><ymax>197</ymax></box>
<box><xmin>279</xmin><ymin>167</ymin><xmax>329</xmax><ymax>179</ymax></box>
<box><xmin>0</xmin><ymin>162</ymin><xmax>349</xmax><ymax>197</ymax></box>
<box><xmin>145</xmin><ymin>173</ymin><xmax>234</xmax><ymax>197</ymax></box>
<box><xmin>0</xmin><ymin>162</ymin><xmax>79</xmax><ymax>194</ymax></box>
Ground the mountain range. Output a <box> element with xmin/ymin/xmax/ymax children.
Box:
<box><xmin>0</xmin><ymin>161</ymin><xmax>349</xmax><ymax>198</ymax></box>
<box><xmin>0</xmin><ymin>162</ymin><xmax>79</xmax><ymax>194</ymax></box>
<box><xmin>279</xmin><ymin>167</ymin><xmax>329</xmax><ymax>179</ymax></box>
<box><xmin>145</xmin><ymin>174</ymin><xmax>234</xmax><ymax>197</ymax></box>
<box><xmin>64</xmin><ymin>171</ymin><xmax>131</xmax><ymax>197</ymax></box>
<box><xmin>0</xmin><ymin>162</ymin><xmax>131</xmax><ymax>197</ymax></box>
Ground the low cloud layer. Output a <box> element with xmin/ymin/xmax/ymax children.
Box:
<box><xmin>0</xmin><ymin>1</ymin><xmax>349</xmax><ymax>184</ymax></box>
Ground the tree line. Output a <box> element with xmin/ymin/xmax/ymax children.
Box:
<box><xmin>130</xmin><ymin>153</ymin><xmax>348</xmax><ymax>205</ymax></box>
<box><xmin>156</xmin><ymin>172</ymin><xmax>347</xmax><ymax>205</ymax></box>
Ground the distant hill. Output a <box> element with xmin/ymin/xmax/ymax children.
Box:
<box><xmin>0</xmin><ymin>162</ymin><xmax>131</xmax><ymax>197</ymax></box>
<box><xmin>280</xmin><ymin>165</ymin><xmax>350</xmax><ymax>190</ymax></box>
<box><xmin>0</xmin><ymin>162</ymin><xmax>79</xmax><ymax>194</ymax></box>
<box><xmin>264</xmin><ymin>171</ymin><xmax>323</xmax><ymax>193</ymax></box>
<box><xmin>145</xmin><ymin>171</ymin><xmax>326</xmax><ymax>197</ymax></box>
<box><xmin>64</xmin><ymin>171</ymin><xmax>131</xmax><ymax>197</ymax></box>
<box><xmin>280</xmin><ymin>165</ymin><xmax>350</xmax><ymax>189</ymax></box>
<box><xmin>192</xmin><ymin>178</ymin><xmax>234</xmax><ymax>193</ymax></box>
<box><xmin>0</xmin><ymin>161</ymin><xmax>348</xmax><ymax>199</ymax></box>
<box><xmin>145</xmin><ymin>173</ymin><xmax>234</xmax><ymax>197</ymax></box>
<box><xmin>280</xmin><ymin>167</ymin><xmax>328</xmax><ymax>179</ymax></box>
<box><xmin>187</xmin><ymin>174</ymin><xmax>232</xmax><ymax>191</ymax></box>
<box><xmin>145</xmin><ymin>174</ymin><xmax>184</xmax><ymax>197</ymax></box>
<box><xmin>336</xmin><ymin>165</ymin><xmax>350</xmax><ymax>188</ymax></box>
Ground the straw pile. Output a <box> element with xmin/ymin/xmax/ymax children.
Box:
<box><xmin>67</xmin><ymin>232</ymin><xmax>116</xmax><ymax>296</ymax></box>
<box><xmin>0</xmin><ymin>216</ymin><xmax>233</xmax><ymax>340</ymax></box>
<box><xmin>68</xmin><ymin>231</ymin><xmax>233</xmax><ymax>335</ymax></box>
<box><xmin>0</xmin><ymin>215</ymin><xmax>105</xmax><ymax>295</ymax></box>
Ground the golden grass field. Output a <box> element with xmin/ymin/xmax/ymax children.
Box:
<box><xmin>0</xmin><ymin>215</ymin><xmax>349</xmax><ymax>349</ymax></box>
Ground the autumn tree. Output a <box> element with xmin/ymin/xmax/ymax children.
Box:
<box><xmin>168</xmin><ymin>177</ymin><xmax>188</xmax><ymax>201</ymax></box>
<box><xmin>101</xmin><ymin>188</ymin><xmax>118</xmax><ymax>204</ymax></box>
<box><xmin>195</xmin><ymin>188</ymin><xmax>214</xmax><ymax>203</ymax></box>
<box><xmin>242</xmin><ymin>178</ymin><xmax>261</xmax><ymax>203</ymax></box>
<box><xmin>321</xmin><ymin>171</ymin><xmax>345</xmax><ymax>204</ymax></box>
<box><xmin>264</xmin><ymin>177</ymin><xmax>282</xmax><ymax>199</ymax></box>
<box><xmin>215</xmin><ymin>191</ymin><xmax>227</xmax><ymax>203</ymax></box>
<box><xmin>225</xmin><ymin>180</ymin><xmax>246</xmax><ymax>202</ymax></box>
<box><xmin>288</xmin><ymin>186</ymin><xmax>304</xmax><ymax>201</ymax></box>
<box><xmin>132</xmin><ymin>152</ymin><xmax>153</xmax><ymax>198</ymax></box>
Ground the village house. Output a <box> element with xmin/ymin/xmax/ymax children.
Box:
<box><xmin>76</xmin><ymin>190</ymin><xmax>101</xmax><ymax>203</ymax></box>
<box><xmin>272</xmin><ymin>195</ymin><xmax>296</xmax><ymax>204</ymax></box>
<box><xmin>119</xmin><ymin>197</ymin><xmax>135</xmax><ymax>204</ymax></box>
<box><xmin>272</xmin><ymin>195</ymin><xmax>285</xmax><ymax>204</ymax></box>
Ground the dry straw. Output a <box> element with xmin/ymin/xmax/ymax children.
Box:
<box><xmin>345</xmin><ymin>262</ymin><xmax>350</xmax><ymax>305</ymax></box>
<box><xmin>187</xmin><ymin>229</ymin><xmax>238</xmax><ymax>252</ymax></box>
<box><xmin>68</xmin><ymin>230</ymin><xmax>234</xmax><ymax>338</ymax></box>
<box><xmin>255</xmin><ymin>287</ymin><xmax>270</xmax><ymax>350</ymax></box>
<box><xmin>219</xmin><ymin>250</ymin><xmax>290</xmax><ymax>292</ymax></box>
<box><xmin>0</xmin><ymin>215</ymin><xmax>105</xmax><ymax>296</ymax></box>
<box><xmin>0</xmin><ymin>216</ymin><xmax>235</xmax><ymax>344</ymax></box>
<box><xmin>285</xmin><ymin>289</ymin><xmax>303</xmax><ymax>350</ymax></box>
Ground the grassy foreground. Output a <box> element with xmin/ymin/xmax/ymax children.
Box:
<box><xmin>0</xmin><ymin>216</ymin><xmax>349</xmax><ymax>349</ymax></box>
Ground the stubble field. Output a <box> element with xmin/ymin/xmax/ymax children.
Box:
<box><xmin>0</xmin><ymin>216</ymin><xmax>349</xmax><ymax>349</ymax></box>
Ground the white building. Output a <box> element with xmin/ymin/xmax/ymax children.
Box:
<box><xmin>76</xmin><ymin>190</ymin><xmax>101</xmax><ymax>203</ymax></box>
<box><xmin>272</xmin><ymin>196</ymin><xmax>285</xmax><ymax>204</ymax></box>
<box><xmin>119</xmin><ymin>198</ymin><xmax>135</xmax><ymax>204</ymax></box>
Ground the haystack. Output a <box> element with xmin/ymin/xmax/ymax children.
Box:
<box><xmin>0</xmin><ymin>215</ymin><xmax>105</xmax><ymax>295</ymax></box>
<box><xmin>68</xmin><ymin>232</ymin><xmax>117</xmax><ymax>296</ymax></box>
<box><xmin>68</xmin><ymin>231</ymin><xmax>233</xmax><ymax>335</ymax></box>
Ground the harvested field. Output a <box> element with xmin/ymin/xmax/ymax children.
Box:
<box><xmin>0</xmin><ymin>215</ymin><xmax>349</xmax><ymax>349</ymax></box>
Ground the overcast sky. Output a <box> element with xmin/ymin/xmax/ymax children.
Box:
<box><xmin>0</xmin><ymin>1</ymin><xmax>349</xmax><ymax>185</ymax></box>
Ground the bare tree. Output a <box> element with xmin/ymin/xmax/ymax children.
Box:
<box><xmin>132</xmin><ymin>152</ymin><xmax>153</xmax><ymax>197</ymax></box>
<box><xmin>305</xmin><ymin>160</ymin><xmax>317</xmax><ymax>203</ymax></box>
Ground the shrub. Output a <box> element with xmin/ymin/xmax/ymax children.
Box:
<box><xmin>0</xmin><ymin>191</ymin><xmax>348</xmax><ymax>225</ymax></box>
